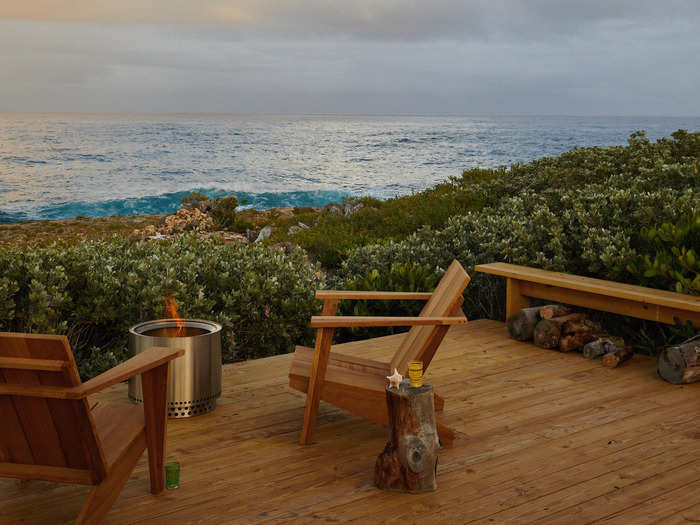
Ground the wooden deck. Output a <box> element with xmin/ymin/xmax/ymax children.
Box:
<box><xmin>2</xmin><ymin>319</ymin><xmax>699</xmax><ymax>524</ymax></box>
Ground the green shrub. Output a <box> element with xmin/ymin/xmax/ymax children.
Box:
<box><xmin>627</xmin><ymin>212</ymin><xmax>700</xmax><ymax>295</ymax></box>
<box><xmin>181</xmin><ymin>191</ymin><xmax>209</xmax><ymax>205</ymax></box>
<box><xmin>0</xmin><ymin>236</ymin><xmax>323</xmax><ymax>378</ymax></box>
<box><xmin>210</xmin><ymin>195</ymin><xmax>240</xmax><ymax>230</ymax></box>
<box><xmin>334</xmin><ymin>263</ymin><xmax>442</xmax><ymax>342</ymax></box>
<box><xmin>334</xmin><ymin>130</ymin><xmax>699</xmax><ymax>347</ymax></box>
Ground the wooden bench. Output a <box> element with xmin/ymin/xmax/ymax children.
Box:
<box><xmin>475</xmin><ymin>262</ymin><xmax>700</xmax><ymax>327</ymax></box>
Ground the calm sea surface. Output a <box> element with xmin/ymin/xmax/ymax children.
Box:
<box><xmin>0</xmin><ymin>113</ymin><xmax>698</xmax><ymax>222</ymax></box>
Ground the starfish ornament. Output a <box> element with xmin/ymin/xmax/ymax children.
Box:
<box><xmin>386</xmin><ymin>368</ymin><xmax>403</xmax><ymax>389</ymax></box>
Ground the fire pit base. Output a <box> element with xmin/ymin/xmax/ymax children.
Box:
<box><xmin>128</xmin><ymin>318</ymin><xmax>222</xmax><ymax>419</ymax></box>
<box><xmin>128</xmin><ymin>392</ymin><xmax>219</xmax><ymax>418</ymax></box>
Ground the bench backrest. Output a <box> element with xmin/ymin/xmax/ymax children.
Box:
<box><xmin>391</xmin><ymin>260</ymin><xmax>471</xmax><ymax>373</ymax></box>
<box><xmin>0</xmin><ymin>333</ymin><xmax>106</xmax><ymax>485</ymax></box>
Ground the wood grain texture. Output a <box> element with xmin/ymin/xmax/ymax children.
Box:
<box><xmin>506</xmin><ymin>277</ymin><xmax>531</xmax><ymax>318</ymax></box>
<box><xmin>140</xmin><ymin>364</ymin><xmax>170</xmax><ymax>494</ymax></box>
<box><xmin>310</xmin><ymin>315</ymin><xmax>467</xmax><ymax>328</ymax></box>
<box><xmin>0</xmin><ymin>332</ymin><xmax>179</xmax><ymax>523</ymax></box>
<box><xmin>315</xmin><ymin>291</ymin><xmax>433</xmax><ymax>301</ymax></box>
<box><xmin>1</xmin><ymin>320</ymin><xmax>698</xmax><ymax>524</ymax></box>
<box><xmin>476</xmin><ymin>262</ymin><xmax>700</xmax><ymax>326</ymax></box>
<box><xmin>299</xmin><ymin>298</ymin><xmax>338</xmax><ymax>445</ymax></box>
<box><xmin>297</xmin><ymin>260</ymin><xmax>469</xmax><ymax>446</ymax></box>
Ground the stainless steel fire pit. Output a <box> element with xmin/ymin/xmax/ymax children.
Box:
<box><xmin>128</xmin><ymin>318</ymin><xmax>222</xmax><ymax>418</ymax></box>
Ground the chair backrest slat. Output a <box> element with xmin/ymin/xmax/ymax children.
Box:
<box><xmin>0</xmin><ymin>333</ymin><xmax>107</xmax><ymax>482</ymax></box>
<box><xmin>390</xmin><ymin>260</ymin><xmax>470</xmax><ymax>373</ymax></box>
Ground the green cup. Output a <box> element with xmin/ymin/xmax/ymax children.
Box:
<box><xmin>165</xmin><ymin>461</ymin><xmax>180</xmax><ymax>489</ymax></box>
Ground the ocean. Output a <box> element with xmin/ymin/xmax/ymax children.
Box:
<box><xmin>0</xmin><ymin>113</ymin><xmax>698</xmax><ymax>223</ymax></box>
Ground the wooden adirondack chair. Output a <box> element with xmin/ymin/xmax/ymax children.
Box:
<box><xmin>289</xmin><ymin>259</ymin><xmax>470</xmax><ymax>445</ymax></box>
<box><xmin>0</xmin><ymin>332</ymin><xmax>183</xmax><ymax>525</ymax></box>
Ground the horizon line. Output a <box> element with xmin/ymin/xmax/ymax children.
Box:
<box><xmin>1</xmin><ymin>110</ymin><xmax>699</xmax><ymax>119</ymax></box>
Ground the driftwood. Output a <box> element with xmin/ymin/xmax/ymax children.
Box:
<box><xmin>506</xmin><ymin>307</ymin><xmax>541</xmax><ymax>341</ymax></box>
<box><xmin>539</xmin><ymin>304</ymin><xmax>573</xmax><ymax>320</ymax></box>
<box><xmin>602</xmin><ymin>346</ymin><xmax>634</xmax><ymax>368</ymax></box>
<box><xmin>533</xmin><ymin>313</ymin><xmax>586</xmax><ymax>349</ymax></box>
<box><xmin>582</xmin><ymin>336</ymin><xmax>626</xmax><ymax>359</ymax></box>
<box><xmin>657</xmin><ymin>339</ymin><xmax>700</xmax><ymax>384</ymax></box>
<box><xmin>375</xmin><ymin>379</ymin><xmax>439</xmax><ymax>493</ymax></box>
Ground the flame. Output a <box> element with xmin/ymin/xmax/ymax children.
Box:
<box><xmin>164</xmin><ymin>293</ymin><xmax>185</xmax><ymax>336</ymax></box>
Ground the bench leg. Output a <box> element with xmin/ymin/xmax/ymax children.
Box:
<box><xmin>506</xmin><ymin>278</ymin><xmax>530</xmax><ymax>318</ymax></box>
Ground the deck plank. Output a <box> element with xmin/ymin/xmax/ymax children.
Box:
<box><xmin>0</xmin><ymin>319</ymin><xmax>698</xmax><ymax>524</ymax></box>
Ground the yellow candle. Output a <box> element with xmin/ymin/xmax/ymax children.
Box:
<box><xmin>407</xmin><ymin>361</ymin><xmax>423</xmax><ymax>387</ymax></box>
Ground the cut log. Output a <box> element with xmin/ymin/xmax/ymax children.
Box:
<box><xmin>539</xmin><ymin>304</ymin><xmax>573</xmax><ymax>320</ymax></box>
<box><xmin>657</xmin><ymin>339</ymin><xmax>700</xmax><ymax>384</ymax></box>
<box><xmin>375</xmin><ymin>379</ymin><xmax>439</xmax><ymax>493</ymax></box>
<box><xmin>506</xmin><ymin>307</ymin><xmax>541</xmax><ymax>341</ymax></box>
<box><xmin>533</xmin><ymin>313</ymin><xmax>586</xmax><ymax>349</ymax></box>
<box><xmin>582</xmin><ymin>336</ymin><xmax>626</xmax><ymax>359</ymax></box>
<box><xmin>561</xmin><ymin>319</ymin><xmax>602</xmax><ymax>336</ymax></box>
<box><xmin>559</xmin><ymin>332</ymin><xmax>596</xmax><ymax>353</ymax></box>
<box><xmin>602</xmin><ymin>346</ymin><xmax>634</xmax><ymax>368</ymax></box>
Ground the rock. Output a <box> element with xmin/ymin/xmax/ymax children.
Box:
<box><xmin>255</xmin><ymin>226</ymin><xmax>272</xmax><ymax>242</ymax></box>
<box><xmin>217</xmin><ymin>231</ymin><xmax>248</xmax><ymax>244</ymax></box>
<box><xmin>163</xmin><ymin>207</ymin><xmax>213</xmax><ymax>233</ymax></box>
<box><xmin>344</xmin><ymin>202</ymin><xmax>364</xmax><ymax>217</ymax></box>
<box><xmin>131</xmin><ymin>205</ymin><xmax>214</xmax><ymax>239</ymax></box>
<box><xmin>245</xmin><ymin>229</ymin><xmax>258</xmax><ymax>242</ymax></box>
<box><xmin>329</xmin><ymin>205</ymin><xmax>343</xmax><ymax>215</ymax></box>
<box><xmin>287</xmin><ymin>222</ymin><xmax>310</xmax><ymax>235</ymax></box>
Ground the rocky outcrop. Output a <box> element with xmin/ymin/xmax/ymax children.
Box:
<box><xmin>132</xmin><ymin>206</ymin><xmax>214</xmax><ymax>240</ymax></box>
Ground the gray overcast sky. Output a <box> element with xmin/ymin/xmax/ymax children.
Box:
<box><xmin>1</xmin><ymin>1</ymin><xmax>698</xmax><ymax>116</ymax></box>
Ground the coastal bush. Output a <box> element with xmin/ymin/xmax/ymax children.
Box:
<box><xmin>210</xmin><ymin>195</ymin><xmax>240</xmax><ymax>230</ymax></box>
<box><xmin>333</xmin><ymin>263</ymin><xmax>442</xmax><ymax>343</ymax></box>
<box><xmin>287</xmin><ymin>131</ymin><xmax>700</xmax><ymax>269</ymax></box>
<box><xmin>181</xmin><ymin>191</ymin><xmax>209</xmax><ymax>205</ymax></box>
<box><xmin>334</xmin><ymin>130</ymin><xmax>700</xmax><ymax>347</ymax></box>
<box><xmin>627</xmin><ymin>212</ymin><xmax>700</xmax><ymax>295</ymax></box>
<box><xmin>0</xmin><ymin>236</ymin><xmax>323</xmax><ymax>379</ymax></box>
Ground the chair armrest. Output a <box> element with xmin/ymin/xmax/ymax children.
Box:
<box><xmin>310</xmin><ymin>315</ymin><xmax>467</xmax><ymax>328</ymax></box>
<box><xmin>79</xmin><ymin>346</ymin><xmax>184</xmax><ymax>397</ymax></box>
<box><xmin>0</xmin><ymin>346</ymin><xmax>184</xmax><ymax>399</ymax></box>
<box><xmin>316</xmin><ymin>290</ymin><xmax>433</xmax><ymax>301</ymax></box>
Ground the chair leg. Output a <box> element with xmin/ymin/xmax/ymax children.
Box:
<box><xmin>75</xmin><ymin>433</ymin><xmax>146</xmax><ymax>525</ymax></box>
<box><xmin>300</xmin><ymin>327</ymin><xmax>334</xmax><ymax>445</ymax></box>
<box><xmin>141</xmin><ymin>362</ymin><xmax>170</xmax><ymax>494</ymax></box>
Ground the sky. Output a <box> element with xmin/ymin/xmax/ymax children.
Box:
<box><xmin>0</xmin><ymin>1</ymin><xmax>698</xmax><ymax>116</ymax></box>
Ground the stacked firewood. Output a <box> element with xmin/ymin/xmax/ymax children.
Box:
<box><xmin>506</xmin><ymin>304</ymin><xmax>633</xmax><ymax>367</ymax></box>
<box><xmin>657</xmin><ymin>337</ymin><xmax>700</xmax><ymax>384</ymax></box>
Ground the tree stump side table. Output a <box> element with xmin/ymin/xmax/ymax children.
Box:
<box><xmin>375</xmin><ymin>378</ymin><xmax>439</xmax><ymax>493</ymax></box>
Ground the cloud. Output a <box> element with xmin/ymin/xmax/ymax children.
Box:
<box><xmin>2</xmin><ymin>1</ymin><xmax>698</xmax><ymax>41</ymax></box>
<box><xmin>0</xmin><ymin>2</ymin><xmax>698</xmax><ymax>115</ymax></box>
